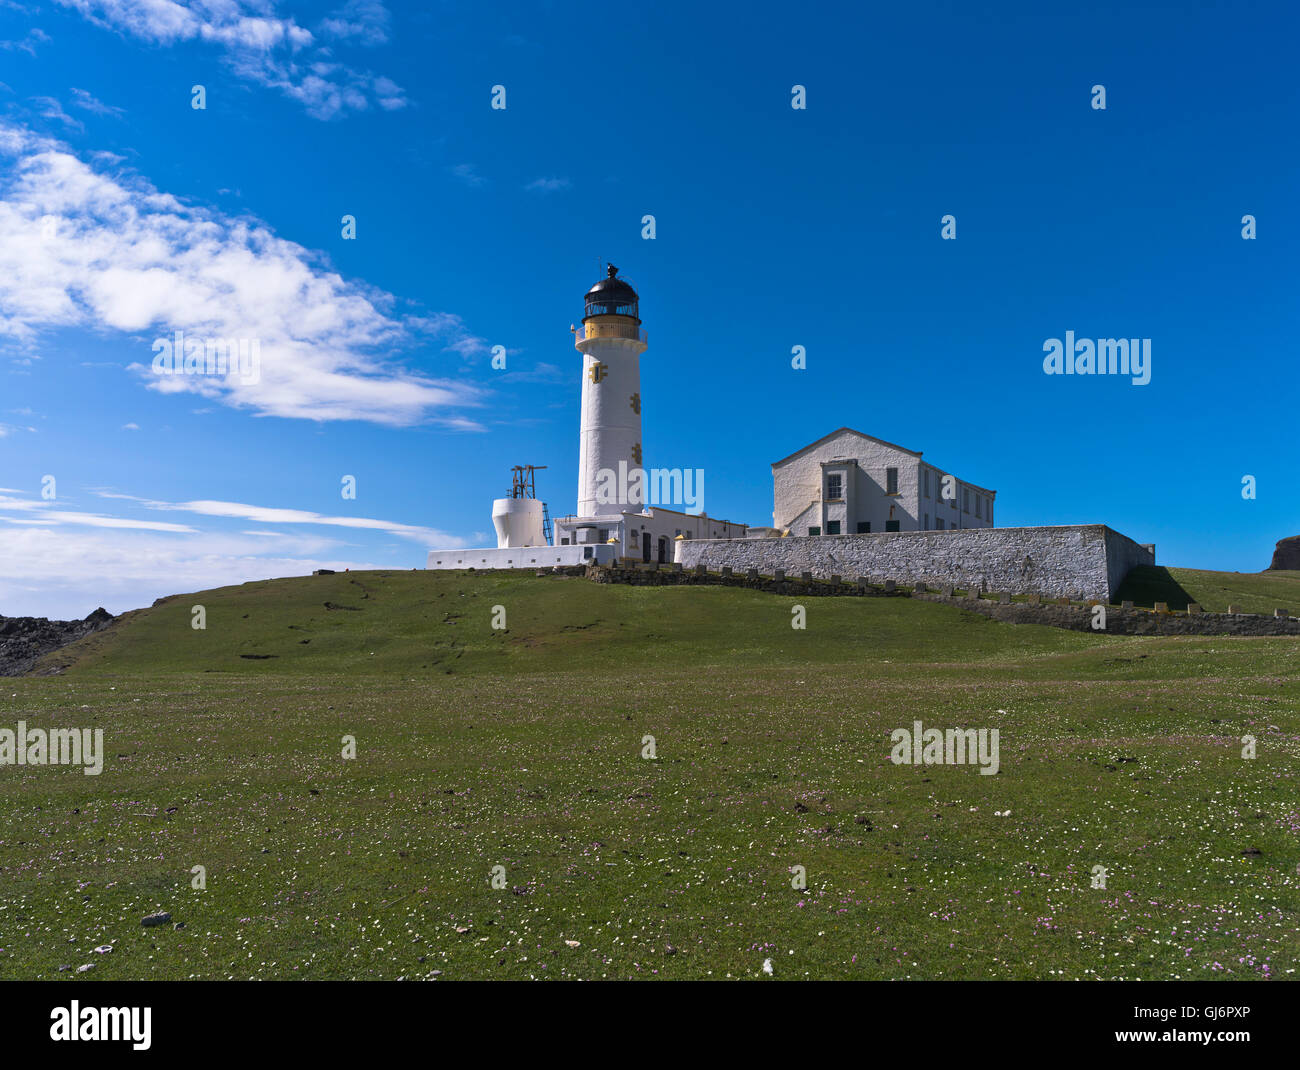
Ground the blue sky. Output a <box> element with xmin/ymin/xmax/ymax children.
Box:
<box><xmin>1</xmin><ymin>0</ymin><xmax>1296</xmax><ymax>618</ymax></box>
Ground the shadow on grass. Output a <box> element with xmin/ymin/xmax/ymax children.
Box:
<box><xmin>1114</xmin><ymin>565</ymin><xmax>1196</xmax><ymax>610</ymax></box>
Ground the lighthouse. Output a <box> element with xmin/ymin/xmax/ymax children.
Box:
<box><xmin>574</xmin><ymin>265</ymin><xmax>647</xmax><ymax>514</ymax></box>
<box><xmin>428</xmin><ymin>263</ymin><xmax>749</xmax><ymax>572</ymax></box>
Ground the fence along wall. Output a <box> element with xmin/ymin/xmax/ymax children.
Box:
<box><xmin>673</xmin><ymin>525</ymin><xmax>1154</xmax><ymax>602</ymax></box>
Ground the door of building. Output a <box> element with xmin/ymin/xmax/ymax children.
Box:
<box><xmin>642</xmin><ymin>532</ymin><xmax>651</xmax><ymax>562</ymax></box>
<box><xmin>657</xmin><ymin>537</ymin><xmax>667</xmax><ymax>564</ymax></box>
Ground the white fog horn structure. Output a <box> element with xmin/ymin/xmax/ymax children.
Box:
<box><xmin>492</xmin><ymin>465</ymin><xmax>549</xmax><ymax>548</ymax></box>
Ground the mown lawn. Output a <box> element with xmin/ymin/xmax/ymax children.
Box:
<box><xmin>1</xmin><ymin>570</ymin><xmax>1297</xmax><ymax>979</ymax></box>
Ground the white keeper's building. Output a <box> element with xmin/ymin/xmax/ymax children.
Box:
<box><xmin>771</xmin><ymin>427</ymin><xmax>996</xmax><ymax>537</ymax></box>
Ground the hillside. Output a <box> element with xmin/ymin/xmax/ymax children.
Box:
<box><xmin>2</xmin><ymin>568</ymin><xmax>1297</xmax><ymax>981</ymax></box>
<box><xmin>37</xmin><ymin>567</ymin><xmax>1101</xmax><ymax>677</ymax></box>
<box><xmin>35</xmin><ymin>565</ymin><xmax>1300</xmax><ymax>678</ymax></box>
<box><xmin>1117</xmin><ymin>566</ymin><xmax>1300</xmax><ymax>616</ymax></box>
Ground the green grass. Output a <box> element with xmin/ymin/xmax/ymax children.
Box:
<box><xmin>1</xmin><ymin>568</ymin><xmax>1297</xmax><ymax>980</ymax></box>
<box><xmin>1117</xmin><ymin>565</ymin><xmax>1300</xmax><ymax>615</ymax></box>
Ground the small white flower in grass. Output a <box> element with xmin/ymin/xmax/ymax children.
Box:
<box><xmin>762</xmin><ymin>958</ymin><xmax>773</xmax><ymax>975</ymax></box>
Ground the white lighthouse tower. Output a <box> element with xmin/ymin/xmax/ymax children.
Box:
<box><xmin>574</xmin><ymin>264</ymin><xmax>647</xmax><ymax>515</ymax></box>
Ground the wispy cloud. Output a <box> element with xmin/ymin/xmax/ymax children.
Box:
<box><xmin>0</xmin><ymin>122</ymin><xmax>488</xmax><ymax>425</ymax></box>
<box><xmin>55</xmin><ymin>0</ymin><xmax>407</xmax><ymax>119</ymax></box>
<box><xmin>0</xmin><ymin>26</ymin><xmax>49</xmax><ymax>56</ymax></box>
<box><xmin>524</xmin><ymin>176</ymin><xmax>570</xmax><ymax>194</ymax></box>
<box><xmin>0</xmin><ymin>485</ymin><xmax>467</xmax><ymax>616</ymax></box>
<box><xmin>0</xmin><ymin>493</ymin><xmax>196</xmax><ymax>532</ymax></box>
<box><xmin>449</xmin><ymin>163</ymin><xmax>485</xmax><ymax>188</ymax></box>
<box><xmin>30</xmin><ymin>96</ymin><xmax>83</xmax><ymax>131</ymax></box>
<box><xmin>69</xmin><ymin>87</ymin><xmax>124</xmax><ymax>117</ymax></box>
<box><xmin>0</xmin><ymin>524</ymin><xmax>382</xmax><ymax>617</ymax></box>
<box><xmin>319</xmin><ymin>0</ymin><xmax>391</xmax><ymax>47</ymax></box>
<box><xmin>97</xmin><ymin>491</ymin><xmax>467</xmax><ymax>545</ymax></box>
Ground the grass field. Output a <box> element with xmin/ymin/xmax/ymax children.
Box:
<box><xmin>1</xmin><ymin>568</ymin><xmax>1297</xmax><ymax>980</ymax></box>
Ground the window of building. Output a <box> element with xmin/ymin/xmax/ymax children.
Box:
<box><xmin>975</xmin><ymin>496</ymin><xmax>981</xmax><ymax>518</ymax></box>
<box><xmin>962</xmin><ymin>489</ymin><xmax>969</xmax><ymax>513</ymax></box>
<box><xmin>885</xmin><ymin>520</ymin><xmax>900</xmax><ymax>532</ymax></box>
<box><xmin>561</xmin><ymin>537</ymin><xmax>569</xmax><ymax>545</ymax></box>
<box><xmin>857</xmin><ymin>521</ymin><xmax>871</xmax><ymax>534</ymax></box>
<box><xmin>825</xmin><ymin>473</ymin><xmax>842</xmax><ymax>500</ymax></box>
<box><xmin>886</xmin><ymin>467</ymin><xmax>899</xmax><ymax>494</ymax></box>
<box><xmin>924</xmin><ymin>514</ymin><xmax>929</xmax><ymax>529</ymax></box>
<box><xmin>808</xmin><ymin>526</ymin><xmax>821</xmax><ymax>536</ymax></box>
<box><xmin>598</xmin><ymin>527</ymin><xmax>609</xmax><ymax>541</ymax></box>
<box><xmin>937</xmin><ymin>517</ymin><xmax>944</xmax><ymax>530</ymax></box>
<box><xmin>826</xmin><ymin>520</ymin><xmax>841</xmax><ymax>535</ymax></box>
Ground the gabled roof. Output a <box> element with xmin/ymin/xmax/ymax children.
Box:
<box><xmin>771</xmin><ymin>428</ymin><xmax>922</xmax><ymax>468</ymax></box>
<box><xmin>772</xmin><ymin>427</ymin><xmax>998</xmax><ymax>494</ymax></box>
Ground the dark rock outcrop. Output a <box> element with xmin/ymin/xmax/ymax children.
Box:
<box><xmin>0</xmin><ymin>608</ymin><xmax>116</xmax><ymax>676</ymax></box>
<box><xmin>1268</xmin><ymin>536</ymin><xmax>1300</xmax><ymax>571</ymax></box>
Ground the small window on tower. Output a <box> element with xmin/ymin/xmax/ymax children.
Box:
<box><xmin>808</xmin><ymin>526</ymin><xmax>821</xmax><ymax>537</ymax></box>
<box><xmin>825</xmin><ymin>473</ymin><xmax>842</xmax><ymax>500</ymax></box>
<box><xmin>826</xmin><ymin>520</ymin><xmax>841</xmax><ymax>535</ymax></box>
<box><xmin>886</xmin><ymin>468</ymin><xmax>899</xmax><ymax>495</ymax></box>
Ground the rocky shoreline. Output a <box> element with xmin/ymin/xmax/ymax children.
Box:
<box><xmin>0</xmin><ymin>608</ymin><xmax>116</xmax><ymax>676</ymax></box>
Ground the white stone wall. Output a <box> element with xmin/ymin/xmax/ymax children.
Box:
<box><xmin>428</xmin><ymin>544</ymin><xmax>617</xmax><ymax>569</ymax></box>
<box><xmin>674</xmin><ymin>525</ymin><xmax>1154</xmax><ymax>602</ymax></box>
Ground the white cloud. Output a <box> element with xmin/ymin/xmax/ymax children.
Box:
<box><xmin>55</xmin><ymin>0</ymin><xmax>407</xmax><ymax>118</ymax></box>
<box><xmin>97</xmin><ymin>491</ymin><xmax>468</xmax><ymax>545</ymax></box>
<box><xmin>0</xmin><ymin>486</ymin><xmax>468</xmax><ymax>617</ymax></box>
<box><xmin>0</xmin><ymin>27</ymin><xmax>49</xmax><ymax>56</ymax></box>
<box><xmin>0</xmin><ymin>494</ymin><xmax>196</xmax><ymax>531</ymax></box>
<box><xmin>320</xmin><ymin>0</ymin><xmax>391</xmax><ymax>47</ymax></box>
<box><xmin>524</xmin><ymin>176</ymin><xmax>571</xmax><ymax>194</ymax></box>
<box><xmin>70</xmin><ymin>87</ymin><xmax>125</xmax><ymax>117</ymax></box>
<box><xmin>0</xmin><ymin>524</ymin><xmax>384</xmax><ymax>617</ymax></box>
<box><xmin>0</xmin><ymin>123</ymin><xmax>488</xmax><ymax>425</ymax></box>
<box><xmin>449</xmin><ymin>163</ymin><xmax>485</xmax><ymax>188</ymax></box>
<box><xmin>30</xmin><ymin>96</ymin><xmax>83</xmax><ymax>131</ymax></box>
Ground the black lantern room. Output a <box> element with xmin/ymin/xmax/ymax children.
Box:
<box><xmin>583</xmin><ymin>264</ymin><xmax>640</xmax><ymax>322</ymax></box>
